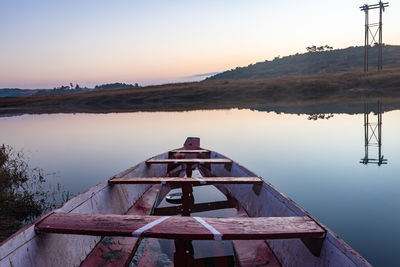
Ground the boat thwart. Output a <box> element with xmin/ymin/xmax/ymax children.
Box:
<box><xmin>0</xmin><ymin>137</ymin><xmax>371</xmax><ymax>267</ymax></box>
<box><xmin>36</xmin><ymin>213</ymin><xmax>325</xmax><ymax>240</ymax></box>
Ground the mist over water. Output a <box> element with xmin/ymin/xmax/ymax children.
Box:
<box><xmin>0</xmin><ymin>108</ymin><xmax>399</xmax><ymax>266</ymax></box>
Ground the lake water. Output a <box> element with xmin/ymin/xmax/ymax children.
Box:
<box><xmin>1</xmin><ymin>108</ymin><xmax>399</xmax><ymax>266</ymax></box>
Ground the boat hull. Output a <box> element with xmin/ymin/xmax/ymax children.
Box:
<box><xmin>209</xmin><ymin>151</ymin><xmax>371</xmax><ymax>267</ymax></box>
<box><xmin>0</xmin><ymin>150</ymin><xmax>371</xmax><ymax>267</ymax></box>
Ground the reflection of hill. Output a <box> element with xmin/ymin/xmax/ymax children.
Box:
<box><xmin>208</xmin><ymin>45</ymin><xmax>400</xmax><ymax>80</ymax></box>
<box><xmin>252</xmin><ymin>102</ymin><xmax>400</xmax><ymax>115</ymax></box>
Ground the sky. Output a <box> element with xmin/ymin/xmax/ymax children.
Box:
<box><xmin>0</xmin><ymin>0</ymin><xmax>399</xmax><ymax>89</ymax></box>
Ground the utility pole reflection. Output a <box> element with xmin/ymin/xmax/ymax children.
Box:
<box><xmin>360</xmin><ymin>102</ymin><xmax>387</xmax><ymax>165</ymax></box>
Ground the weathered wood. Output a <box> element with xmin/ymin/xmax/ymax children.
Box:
<box><xmin>183</xmin><ymin>137</ymin><xmax>200</xmax><ymax>149</ymax></box>
<box><xmin>301</xmin><ymin>237</ymin><xmax>325</xmax><ymax>257</ymax></box>
<box><xmin>1</xmin><ymin>142</ymin><xmax>371</xmax><ymax>267</ymax></box>
<box><xmin>146</xmin><ymin>158</ymin><xmax>232</xmax><ymax>164</ymax></box>
<box><xmin>109</xmin><ymin>177</ymin><xmax>263</xmax><ymax>185</ymax></box>
<box><xmin>170</xmin><ymin>149</ymin><xmax>209</xmax><ymax>153</ymax></box>
<box><xmin>210</xmin><ymin>150</ymin><xmax>372</xmax><ymax>266</ymax></box>
<box><xmin>233</xmin><ymin>240</ymin><xmax>281</xmax><ymax>267</ymax></box>
<box><xmin>154</xmin><ymin>200</ymin><xmax>232</xmax><ymax>215</ymax></box>
<box><xmin>36</xmin><ymin>214</ymin><xmax>325</xmax><ymax>240</ymax></box>
<box><xmin>80</xmin><ymin>185</ymin><xmax>161</xmax><ymax>267</ymax></box>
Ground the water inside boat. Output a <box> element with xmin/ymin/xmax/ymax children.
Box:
<box><xmin>0</xmin><ymin>137</ymin><xmax>369</xmax><ymax>267</ymax></box>
<box><xmin>130</xmin><ymin>169</ymin><xmax>264</xmax><ymax>267</ymax></box>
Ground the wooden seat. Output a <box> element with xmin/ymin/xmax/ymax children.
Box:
<box><xmin>154</xmin><ymin>200</ymin><xmax>232</xmax><ymax>215</ymax></box>
<box><xmin>35</xmin><ymin>213</ymin><xmax>325</xmax><ymax>240</ymax></box>
<box><xmin>170</xmin><ymin>149</ymin><xmax>209</xmax><ymax>153</ymax></box>
<box><xmin>146</xmin><ymin>158</ymin><xmax>232</xmax><ymax>164</ymax></box>
<box><xmin>109</xmin><ymin>177</ymin><xmax>263</xmax><ymax>185</ymax></box>
<box><xmin>80</xmin><ymin>185</ymin><xmax>160</xmax><ymax>267</ymax></box>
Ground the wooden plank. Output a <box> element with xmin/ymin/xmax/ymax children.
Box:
<box><xmin>36</xmin><ymin>214</ymin><xmax>325</xmax><ymax>240</ymax></box>
<box><xmin>154</xmin><ymin>200</ymin><xmax>232</xmax><ymax>216</ymax></box>
<box><xmin>170</xmin><ymin>149</ymin><xmax>209</xmax><ymax>153</ymax></box>
<box><xmin>109</xmin><ymin>177</ymin><xmax>263</xmax><ymax>185</ymax></box>
<box><xmin>233</xmin><ymin>240</ymin><xmax>281</xmax><ymax>267</ymax></box>
<box><xmin>146</xmin><ymin>158</ymin><xmax>232</xmax><ymax>164</ymax></box>
<box><xmin>80</xmin><ymin>185</ymin><xmax>160</xmax><ymax>267</ymax></box>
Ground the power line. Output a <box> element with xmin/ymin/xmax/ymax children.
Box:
<box><xmin>360</xmin><ymin>1</ymin><xmax>389</xmax><ymax>72</ymax></box>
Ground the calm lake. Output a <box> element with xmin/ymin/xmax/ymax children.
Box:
<box><xmin>1</xmin><ymin>108</ymin><xmax>399</xmax><ymax>266</ymax></box>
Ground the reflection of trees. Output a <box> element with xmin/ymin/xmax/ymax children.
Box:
<box><xmin>0</xmin><ymin>145</ymin><xmax>71</xmax><ymax>241</ymax></box>
<box><xmin>307</xmin><ymin>113</ymin><xmax>334</xmax><ymax>120</ymax></box>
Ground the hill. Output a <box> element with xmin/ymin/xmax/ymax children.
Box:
<box><xmin>0</xmin><ymin>83</ymin><xmax>140</xmax><ymax>98</ymax></box>
<box><xmin>207</xmin><ymin>45</ymin><xmax>400</xmax><ymax>80</ymax></box>
<box><xmin>1</xmin><ymin>68</ymin><xmax>400</xmax><ymax>115</ymax></box>
<box><xmin>0</xmin><ymin>89</ymin><xmax>39</xmax><ymax>98</ymax></box>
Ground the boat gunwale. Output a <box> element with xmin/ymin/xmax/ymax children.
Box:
<box><xmin>0</xmin><ymin>151</ymin><xmax>168</xmax><ymax>262</ymax></box>
<box><xmin>0</xmin><ymin>147</ymin><xmax>372</xmax><ymax>267</ymax></box>
<box><xmin>210</xmin><ymin>150</ymin><xmax>372</xmax><ymax>267</ymax></box>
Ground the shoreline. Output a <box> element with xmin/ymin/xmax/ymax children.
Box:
<box><xmin>1</xmin><ymin>68</ymin><xmax>400</xmax><ymax>115</ymax></box>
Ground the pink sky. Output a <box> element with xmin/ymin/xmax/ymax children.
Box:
<box><xmin>0</xmin><ymin>0</ymin><xmax>399</xmax><ymax>88</ymax></box>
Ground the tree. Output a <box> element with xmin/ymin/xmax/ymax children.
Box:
<box><xmin>306</xmin><ymin>45</ymin><xmax>333</xmax><ymax>53</ymax></box>
<box><xmin>306</xmin><ymin>45</ymin><xmax>317</xmax><ymax>52</ymax></box>
<box><xmin>94</xmin><ymin>83</ymin><xmax>136</xmax><ymax>90</ymax></box>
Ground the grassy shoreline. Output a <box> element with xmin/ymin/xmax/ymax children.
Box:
<box><xmin>1</xmin><ymin>68</ymin><xmax>400</xmax><ymax>115</ymax></box>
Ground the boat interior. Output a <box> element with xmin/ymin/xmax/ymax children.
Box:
<box><xmin>0</xmin><ymin>137</ymin><xmax>370</xmax><ymax>267</ymax></box>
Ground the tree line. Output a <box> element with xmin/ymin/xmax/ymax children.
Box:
<box><xmin>306</xmin><ymin>45</ymin><xmax>334</xmax><ymax>53</ymax></box>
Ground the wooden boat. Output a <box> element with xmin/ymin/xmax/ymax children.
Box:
<box><xmin>0</xmin><ymin>137</ymin><xmax>371</xmax><ymax>266</ymax></box>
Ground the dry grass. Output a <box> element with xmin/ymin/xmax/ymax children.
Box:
<box><xmin>209</xmin><ymin>45</ymin><xmax>400</xmax><ymax>80</ymax></box>
<box><xmin>1</xmin><ymin>67</ymin><xmax>400</xmax><ymax>114</ymax></box>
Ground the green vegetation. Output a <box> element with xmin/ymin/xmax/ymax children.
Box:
<box><xmin>306</xmin><ymin>45</ymin><xmax>334</xmax><ymax>53</ymax></box>
<box><xmin>1</xmin><ymin>67</ymin><xmax>400</xmax><ymax>114</ymax></box>
<box><xmin>34</xmin><ymin>83</ymin><xmax>90</xmax><ymax>96</ymax></box>
<box><xmin>0</xmin><ymin>83</ymin><xmax>141</xmax><ymax>98</ymax></box>
<box><xmin>208</xmin><ymin>45</ymin><xmax>400</xmax><ymax>80</ymax></box>
<box><xmin>94</xmin><ymin>82</ymin><xmax>140</xmax><ymax>90</ymax></box>
<box><xmin>0</xmin><ymin>145</ymin><xmax>70</xmax><ymax>242</ymax></box>
<box><xmin>1</xmin><ymin>45</ymin><xmax>400</xmax><ymax>114</ymax></box>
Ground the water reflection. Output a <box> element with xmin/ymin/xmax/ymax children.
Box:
<box><xmin>307</xmin><ymin>113</ymin><xmax>334</xmax><ymax>120</ymax></box>
<box><xmin>360</xmin><ymin>102</ymin><xmax>387</xmax><ymax>166</ymax></box>
<box><xmin>0</xmin><ymin>109</ymin><xmax>400</xmax><ymax>266</ymax></box>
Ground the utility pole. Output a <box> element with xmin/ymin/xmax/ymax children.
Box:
<box><xmin>360</xmin><ymin>1</ymin><xmax>389</xmax><ymax>72</ymax></box>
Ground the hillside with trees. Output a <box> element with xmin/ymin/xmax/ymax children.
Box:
<box><xmin>94</xmin><ymin>83</ymin><xmax>139</xmax><ymax>90</ymax></box>
<box><xmin>0</xmin><ymin>83</ymin><xmax>141</xmax><ymax>98</ymax></box>
<box><xmin>207</xmin><ymin>45</ymin><xmax>400</xmax><ymax>80</ymax></box>
<box><xmin>2</xmin><ymin>67</ymin><xmax>400</xmax><ymax>115</ymax></box>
